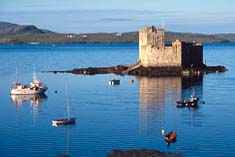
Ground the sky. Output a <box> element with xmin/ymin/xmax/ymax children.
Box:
<box><xmin>0</xmin><ymin>0</ymin><xmax>235</xmax><ymax>33</ymax></box>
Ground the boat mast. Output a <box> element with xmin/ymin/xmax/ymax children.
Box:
<box><xmin>16</xmin><ymin>67</ymin><xmax>19</xmax><ymax>83</ymax></box>
<box><xmin>192</xmin><ymin>88</ymin><xmax>195</xmax><ymax>97</ymax></box>
<box><xmin>33</xmin><ymin>64</ymin><xmax>36</xmax><ymax>82</ymax></box>
<box><xmin>161</xmin><ymin>18</ymin><xmax>165</xmax><ymax>29</ymax></box>
<box><xmin>66</xmin><ymin>86</ymin><xmax>70</xmax><ymax>120</ymax></box>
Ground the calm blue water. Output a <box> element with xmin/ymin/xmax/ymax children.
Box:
<box><xmin>0</xmin><ymin>43</ymin><xmax>235</xmax><ymax>157</ymax></box>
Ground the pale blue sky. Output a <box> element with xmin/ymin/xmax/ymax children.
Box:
<box><xmin>0</xmin><ymin>0</ymin><xmax>234</xmax><ymax>33</ymax></box>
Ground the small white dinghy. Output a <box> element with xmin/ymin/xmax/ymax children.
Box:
<box><xmin>52</xmin><ymin>87</ymin><xmax>76</xmax><ymax>127</ymax></box>
<box><xmin>109</xmin><ymin>79</ymin><xmax>120</xmax><ymax>85</ymax></box>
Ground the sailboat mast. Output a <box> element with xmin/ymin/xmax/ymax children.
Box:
<box><xmin>16</xmin><ymin>67</ymin><xmax>19</xmax><ymax>83</ymax></box>
<box><xmin>66</xmin><ymin>86</ymin><xmax>70</xmax><ymax>120</ymax></box>
<box><xmin>33</xmin><ymin>64</ymin><xmax>36</xmax><ymax>82</ymax></box>
<box><xmin>161</xmin><ymin>18</ymin><xmax>165</xmax><ymax>29</ymax></box>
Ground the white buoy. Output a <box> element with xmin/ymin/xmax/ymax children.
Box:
<box><xmin>161</xmin><ymin>129</ymin><xmax>165</xmax><ymax>135</ymax></box>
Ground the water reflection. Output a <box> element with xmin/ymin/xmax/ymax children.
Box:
<box><xmin>138</xmin><ymin>77</ymin><xmax>182</xmax><ymax>110</ymax></box>
<box><xmin>137</xmin><ymin>77</ymin><xmax>182</xmax><ymax>132</ymax></box>
<box><xmin>56</xmin><ymin>126</ymin><xmax>72</xmax><ymax>157</ymax></box>
<box><xmin>10</xmin><ymin>94</ymin><xmax>47</xmax><ymax>112</ymax></box>
<box><xmin>137</xmin><ymin>76</ymin><xmax>203</xmax><ymax>132</ymax></box>
<box><xmin>11</xmin><ymin>94</ymin><xmax>47</xmax><ymax>106</ymax></box>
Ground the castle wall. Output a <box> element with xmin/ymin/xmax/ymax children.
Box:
<box><xmin>139</xmin><ymin>29</ymin><xmax>148</xmax><ymax>58</ymax></box>
<box><xmin>182</xmin><ymin>43</ymin><xmax>203</xmax><ymax>67</ymax></box>
<box><xmin>139</xmin><ymin>44</ymin><xmax>181</xmax><ymax>67</ymax></box>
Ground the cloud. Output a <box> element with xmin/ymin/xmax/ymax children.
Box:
<box><xmin>0</xmin><ymin>9</ymin><xmax>234</xmax><ymax>33</ymax></box>
<box><xmin>101</xmin><ymin>18</ymin><xmax>135</xmax><ymax>22</ymax></box>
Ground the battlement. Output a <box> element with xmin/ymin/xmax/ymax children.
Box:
<box><xmin>139</xmin><ymin>26</ymin><xmax>165</xmax><ymax>50</ymax></box>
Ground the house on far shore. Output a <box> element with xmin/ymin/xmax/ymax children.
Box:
<box><xmin>138</xmin><ymin>26</ymin><xmax>203</xmax><ymax>68</ymax></box>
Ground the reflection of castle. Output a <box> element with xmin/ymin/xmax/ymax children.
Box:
<box><xmin>138</xmin><ymin>76</ymin><xmax>182</xmax><ymax>110</ymax></box>
<box><xmin>137</xmin><ymin>76</ymin><xmax>203</xmax><ymax>132</ymax></box>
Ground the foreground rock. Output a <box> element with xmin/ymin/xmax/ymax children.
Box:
<box><xmin>107</xmin><ymin>149</ymin><xmax>183</xmax><ymax>157</ymax></box>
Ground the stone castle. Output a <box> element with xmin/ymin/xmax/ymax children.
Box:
<box><xmin>138</xmin><ymin>26</ymin><xmax>203</xmax><ymax>68</ymax></box>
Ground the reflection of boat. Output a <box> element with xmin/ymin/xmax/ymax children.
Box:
<box><xmin>56</xmin><ymin>126</ymin><xmax>72</xmax><ymax>157</ymax></box>
<box><xmin>109</xmin><ymin>79</ymin><xmax>120</xmax><ymax>85</ymax></box>
<box><xmin>10</xmin><ymin>67</ymin><xmax>48</xmax><ymax>95</ymax></box>
<box><xmin>10</xmin><ymin>94</ymin><xmax>47</xmax><ymax>106</ymax></box>
<box><xmin>52</xmin><ymin>87</ymin><xmax>76</xmax><ymax>127</ymax></box>
<box><xmin>176</xmin><ymin>89</ymin><xmax>199</xmax><ymax>108</ymax></box>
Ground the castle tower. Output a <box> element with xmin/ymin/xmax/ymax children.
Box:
<box><xmin>139</xmin><ymin>26</ymin><xmax>165</xmax><ymax>63</ymax></box>
<box><xmin>139</xmin><ymin>26</ymin><xmax>164</xmax><ymax>49</ymax></box>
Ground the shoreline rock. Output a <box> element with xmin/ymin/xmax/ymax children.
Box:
<box><xmin>42</xmin><ymin>64</ymin><xmax>227</xmax><ymax>77</ymax></box>
<box><xmin>107</xmin><ymin>149</ymin><xmax>183</xmax><ymax>157</ymax></box>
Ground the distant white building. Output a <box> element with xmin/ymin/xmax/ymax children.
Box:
<box><xmin>66</xmin><ymin>34</ymin><xmax>75</xmax><ymax>38</ymax></box>
<box><xmin>115</xmin><ymin>33</ymin><xmax>122</xmax><ymax>37</ymax></box>
<box><xmin>82</xmin><ymin>34</ymin><xmax>87</xmax><ymax>38</ymax></box>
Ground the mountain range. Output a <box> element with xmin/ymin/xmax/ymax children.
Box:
<box><xmin>0</xmin><ymin>22</ymin><xmax>53</xmax><ymax>35</ymax></box>
<box><xmin>0</xmin><ymin>22</ymin><xmax>235</xmax><ymax>44</ymax></box>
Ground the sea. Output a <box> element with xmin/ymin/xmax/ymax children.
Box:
<box><xmin>0</xmin><ymin>43</ymin><xmax>234</xmax><ymax>157</ymax></box>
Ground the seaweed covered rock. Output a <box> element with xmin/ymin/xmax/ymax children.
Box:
<box><xmin>108</xmin><ymin>149</ymin><xmax>183</xmax><ymax>157</ymax></box>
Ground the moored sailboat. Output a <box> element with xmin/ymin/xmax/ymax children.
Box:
<box><xmin>52</xmin><ymin>87</ymin><xmax>76</xmax><ymax>127</ymax></box>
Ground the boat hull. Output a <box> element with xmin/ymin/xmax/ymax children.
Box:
<box><xmin>165</xmin><ymin>132</ymin><xmax>177</xmax><ymax>143</ymax></box>
<box><xmin>109</xmin><ymin>79</ymin><xmax>120</xmax><ymax>85</ymax></box>
<box><xmin>52</xmin><ymin>118</ymin><xmax>76</xmax><ymax>126</ymax></box>
<box><xmin>10</xmin><ymin>87</ymin><xmax>47</xmax><ymax>95</ymax></box>
<box><xmin>176</xmin><ymin>98</ymin><xmax>199</xmax><ymax>108</ymax></box>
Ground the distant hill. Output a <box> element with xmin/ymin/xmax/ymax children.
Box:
<box><xmin>0</xmin><ymin>22</ymin><xmax>235</xmax><ymax>44</ymax></box>
<box><xmin>0</xmin><ymin>22</ymin><xmax>54</xmax><ymax>35</ymax></box>
<box><xmin>213</xmin><ymin>33</ymin><xmax>235</xmax><ymax>42</ymax></box>
<box><xmin>165</xmin><ymin>32</ymin><xmax>233</xmax><ymax>43</ymax></box>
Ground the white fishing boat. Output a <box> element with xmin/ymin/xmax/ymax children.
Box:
<box><xmin>52</xmin><ymin>87</ymin><xmax>76</xmax><ymax>127</ymax></box>
<box><xmin>10</xmin><ymin>67</ymin><xmax>48</xmax><ymax>95</ymax></box>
